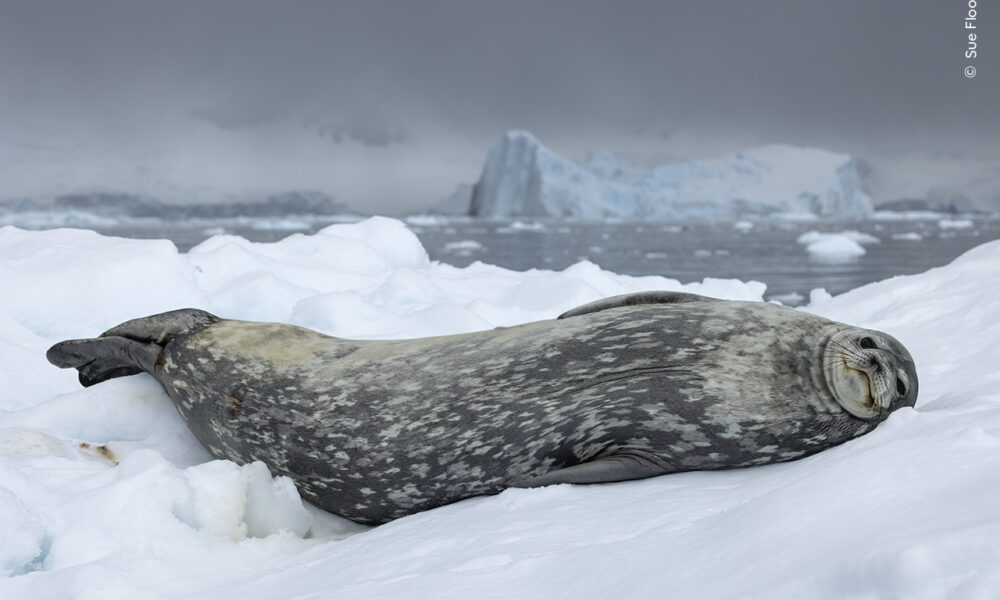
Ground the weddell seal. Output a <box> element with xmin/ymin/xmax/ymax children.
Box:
<box><xmin>47</xmin><ymin>292</ymin><xmax>918</xmax><ymax>525</ymax></box>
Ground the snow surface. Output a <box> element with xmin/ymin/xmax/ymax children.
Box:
<box><xmin>2</xmin><ymin>217</ymin><xmax>999</xmax><ymax>599</ymax></box>
<box><xmin>468</xmin><ymin>131</ymin><xmax>874</xmax><ymax>220</ymax></box>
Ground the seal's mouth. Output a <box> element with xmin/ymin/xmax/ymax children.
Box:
<box><xmin>841</xmin><ymin>357</ymin><xmax>881</xmax><ymax>414</ymax></box>
<box><xmin>835</xmin><ymin>359</ymin><xmax>886</xmax><ymax>419</ymax></box>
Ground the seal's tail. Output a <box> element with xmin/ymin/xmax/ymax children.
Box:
<box><xmin>46</xmin><ymin>308</ymin><xmax>219</xmax><ymax>387</ymax></box>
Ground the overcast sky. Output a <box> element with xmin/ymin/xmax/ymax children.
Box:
<box><xmin>1</xmin><ymin>0</ymin><xmax>996</xmax><ymax>213</ymax></box>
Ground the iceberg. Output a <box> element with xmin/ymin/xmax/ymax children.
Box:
<box><xmin>468</xmin><ymin>130</ymin><xmax>874</xmax><ymax>220</ymax></box>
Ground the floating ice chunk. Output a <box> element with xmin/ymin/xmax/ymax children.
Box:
<box><xmin>796</xmin><ymin>230</ymin><xmax>878</xmax><ymax>262</ymax></box>
<box><xmin>938</xmin><ymin>219</ymin><xmax>974</xmax><ymax>229</ymax></box>
<box><xmin>247</xmin><ymin>218</ymin><xmax>311</xmax><ymax>231</ymax></box>
<box><xmin>891</xmin><ymin>232</ymin><xmax>923</xmax><ymax>241</ymax></box>
<box><xmin>796</xmin><ymin>230</ymin><xmax>880</xmax><ymax>246</ymax></box>
<box><xmin>404</xmin><ymin>214</ymin><xmax>452</xmax><ymax>226</ymax></box>
<box><xmin>497</xmin><ymin>220</ymin><xmax>548</xmax><ymax>233</ymax></box>
<box><xmin>803</xmin><ymin>236</ymin><xmax>866</xmax><ymax>260</ymax></box>
<box><xmin>443</xmin><ymin>240</ymin><xmax>484</xmax><ymax>252</ymax></box>
<box><xmin>509</xmin><ymin>221</ymin><xmax>547</xmax><ymax>231</ymax></box>
<box><xmin>769</xmin><ymin>291</ymin><xmax>806</xmax><ymax>306</ymax></box>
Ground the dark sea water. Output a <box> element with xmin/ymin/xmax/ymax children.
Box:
<box><xmin>38</xmin><ymin>215</ymin><xmax>1000</xmax><ymax>305</ymax></box>
<box><xmin>409</xmin><ymin>218</ymin><xmax>1000</xmax><ymax>303</ymax></box>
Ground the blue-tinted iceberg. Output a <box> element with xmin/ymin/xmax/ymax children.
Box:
<box><xmin>468</xmin><ymin>130</ymin><xmax>873</xmax><ymax>219</ymax></box>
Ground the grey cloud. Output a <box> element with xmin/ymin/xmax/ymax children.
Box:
<box><xmin>312</xmin><ymin>117</ymin><xmax>408</xmax><ymax>147</ymax></box>
<box><xmin>0</xmin><ymin>0</ymin><xmax>996</xmax><ymax>212</ymax></box>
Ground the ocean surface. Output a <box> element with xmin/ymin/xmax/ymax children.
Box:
<box><xmin>18</xmin><ymin>215</ymin><xmax>1000</xmax><ymax>305</ymax></box>
<box><xmin>413</xmin><ymin>217</ymin><xmax>1000</xmax><ymax>303</ymax></box>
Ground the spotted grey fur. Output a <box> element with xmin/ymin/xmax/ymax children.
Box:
<box><xmin>46</xmin><ymin>292</ymin><xmax>918</xmax><ymax>525</ymax></box>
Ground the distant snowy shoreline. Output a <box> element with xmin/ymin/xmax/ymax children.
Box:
<box><xmin>5</xmin><ymin>129</ymin><xmax>999</xmax><ymax>222</ymax></box>
<box><xmin>1</xmin><ymin>205</ymin><xmax>988</xmax><ymax>232</ymax></box>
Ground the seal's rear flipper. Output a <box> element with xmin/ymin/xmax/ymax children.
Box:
<box><xmin>47</xmin><ymin>336</ymin><xmax>160</xmax><ymax>387</ymax></box>
<box><xmin>510</xmin><ymin>453</ymin><xmax>669</xmax><ymax>488</ymax></box>
<box><xmin>100</xmin><ymin>308</ymin><xmax>219</xmax><ymax>344</ymax></box>
<box><xmin>47</xmin><ymin>308</ymin><xmax>220</xmax><ymax>387</ymax></box>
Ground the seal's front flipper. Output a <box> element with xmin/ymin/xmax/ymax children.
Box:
<box><xmin>510</xmin><ymin>453</ymin><xmax>669</xmax><ymax>488</ymax></box>
<box><xmin>558</xmin><ymin>291</ymin><xmax>720</xmax><ymax>319</ymax></box>
<box><xmin>47</xmin><ymin>336</ymin><xmax>161</xmax><ymax>387</ymax></box>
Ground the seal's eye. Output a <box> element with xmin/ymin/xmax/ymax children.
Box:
<box><xmin>859</xmin><ymin>337</ymin><xmax>877</xmax><ymax>350</ymax></box>
<box><xmin>896</xmin><ymin>376</ymin><xmax>906</xmax><ymax>396</ymax></box>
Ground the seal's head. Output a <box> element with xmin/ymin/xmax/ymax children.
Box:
<box><xmin>824</xmin><ymin>328</ymin><xmax>918</xmax><ymax>420</ymax></box>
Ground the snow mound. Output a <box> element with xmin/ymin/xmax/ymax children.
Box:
<box><xmin>0</xmin><ymin>226</ymin><xmax>205</xmax><ymax>339</ymax></box>
<box><xmin>468</xmin><ymin>130</ymin><xmax>874</xmax><ymax>220</ymax></box>
<box><xmin>173</xmin><ymin>460</ymin><xmax>313</xmax><ymax>540</ymax></box>
<box><xmin>2</xmin><ymin>219</ymin><xmax>1000</xmax><ymax>599</ymax></box>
